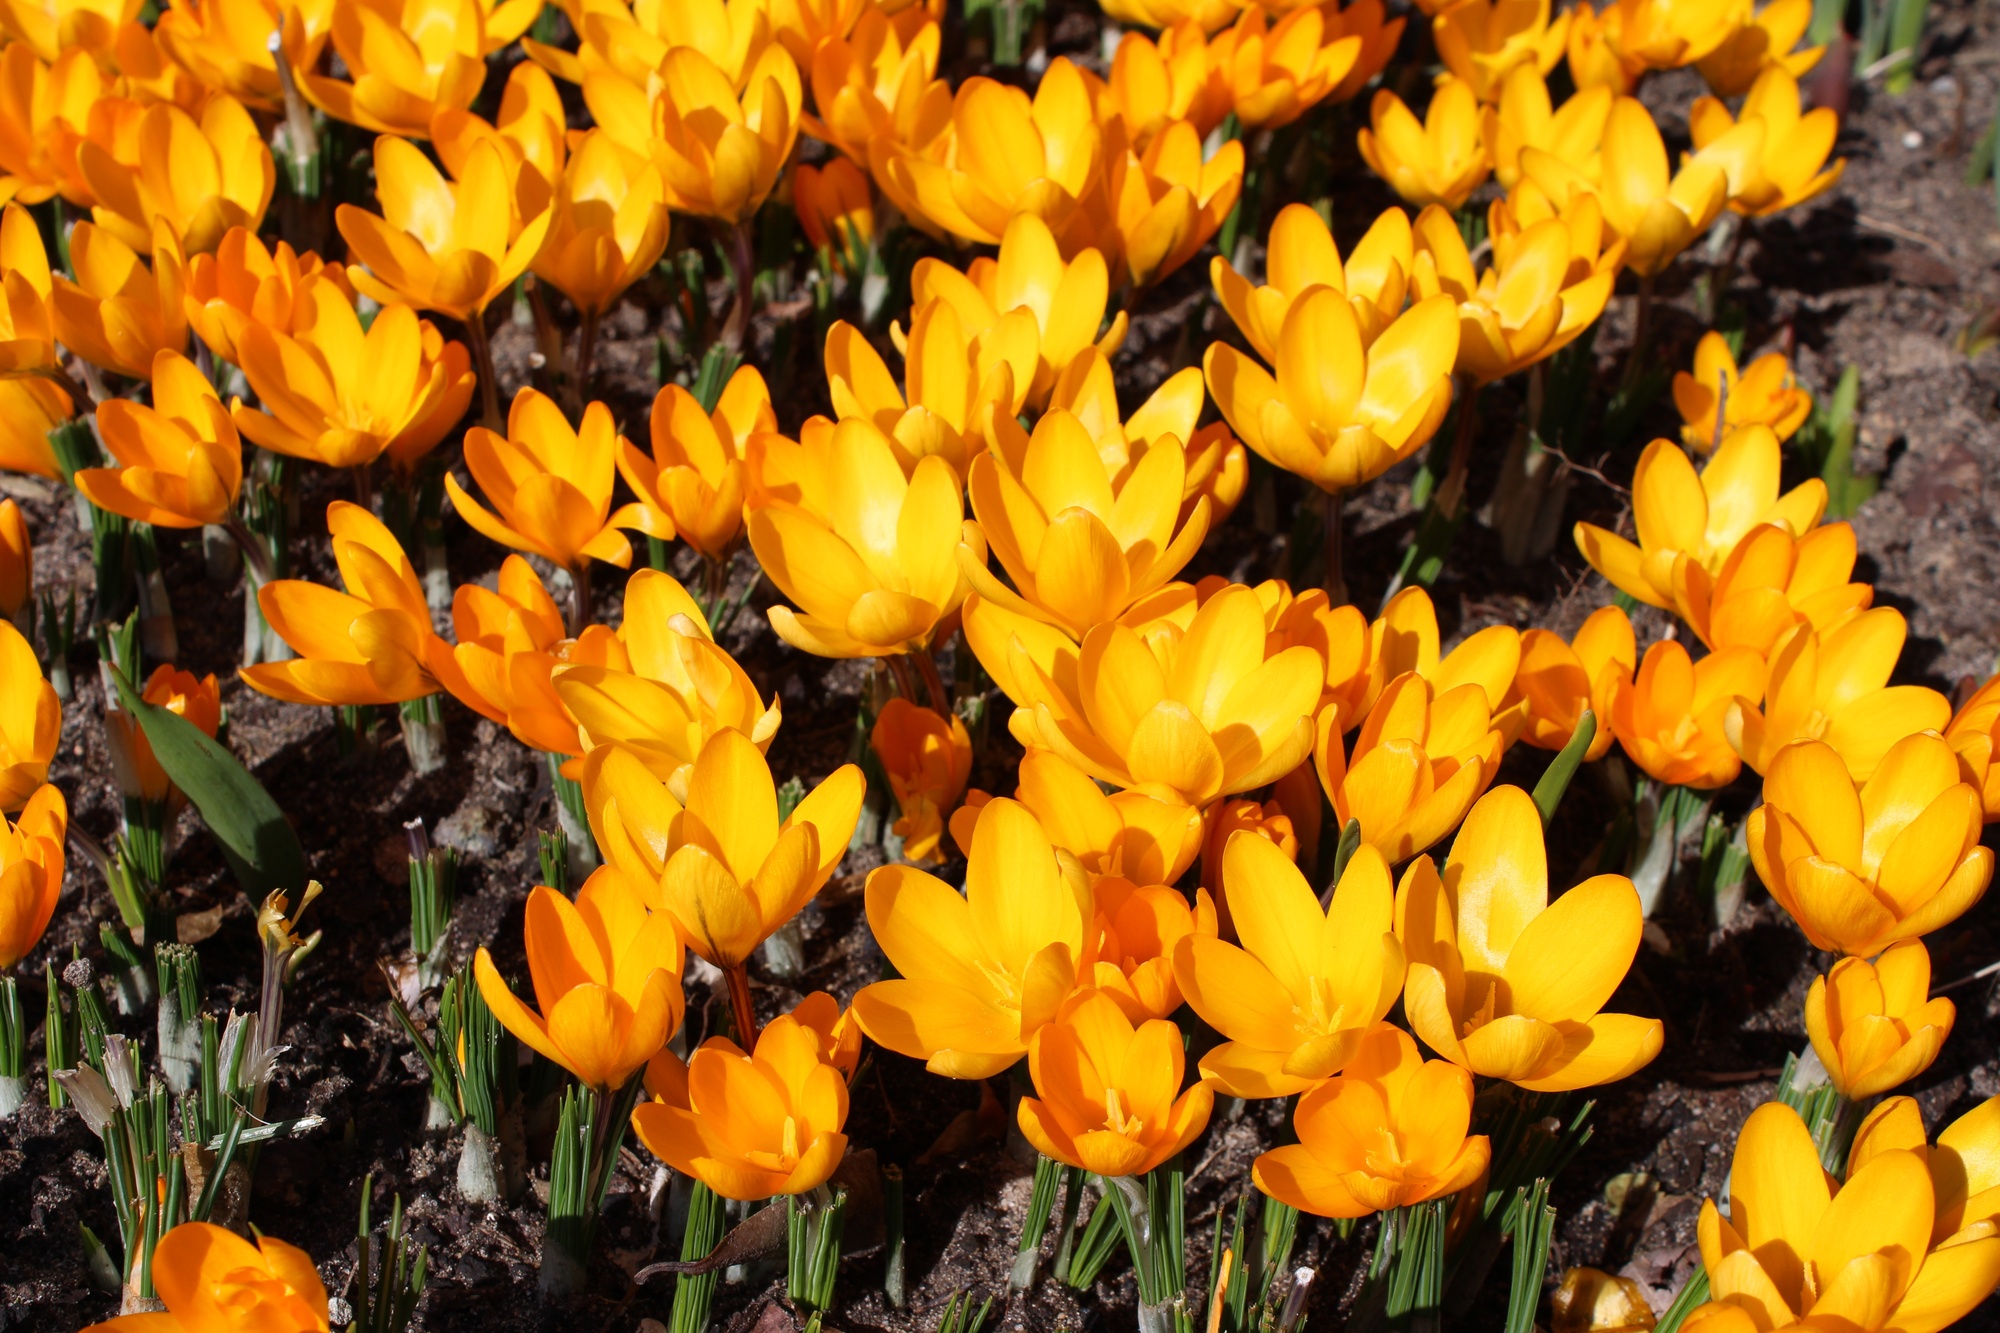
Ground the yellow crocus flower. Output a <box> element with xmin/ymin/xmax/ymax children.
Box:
<box><xmin>1357</xmin><ymin>77</ymin><xmax>1492</xmax><ymax>210</ymax></box>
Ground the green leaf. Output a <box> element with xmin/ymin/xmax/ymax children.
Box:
<box><xmin>108</xmin><ymin>666</ymin><xmax>306</xmax><ymax>897</ymax></box>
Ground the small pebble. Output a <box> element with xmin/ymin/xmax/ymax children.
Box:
<box><xmin>1903</xmin><ymin>129</ymin><xmax>1925</xmax><ymax>148</ymax></box>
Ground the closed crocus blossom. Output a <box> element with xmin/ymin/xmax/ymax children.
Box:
<box><xmin>1506</xmin><ymin>605</ymin><xmax>1634</xmax><ymax>760</ymax></box>
<box><xmin>0</xmin><ymin>621</ymin><xmax>57</xmax><ymax>811</ymax></box>
<box><xmin>182</xmin><ymin>228</ymin><xmax>349</xmax><ymax>369</ymax></box>
<box><xmin>1410</xmin><ymin>196</ymin><xmax>1620</xmax><ymax>383</ymax></box>
<box><xmin>476</xmin><ymin>869</ymin><xmax>684</xmax><ymax>1092</ymax></box>
<box><xmin>1211</xmin><ymin>203</ymin><xmax>1414</xmax><ymax>361</ymax></box>
<box><xmin>1542</xmin><ymin>96</ymin><xmax>1727</xmax><ymax>276</ymax></box>
<box><xmin>531</xmin><ymin>130</ymin><xmax>670</xmax><ymax>321</ymax></box>
<box><xmin>74</xmin><ymin>349</ymin><xmax>239</xmax><ymax>528</ymax></box>
<box><xmin>1254</xmin><ymin>1023</ymin><xmax>1490</xmax><ymax>1217</ymax></box>
<box><xmin>1343</xmin><ymin>585</ymin><xmax>1525</xmax><ymax>721</ymax></box>
<box><xmin>1565</xmin><ymin>0</ymin><xmax>1647</xmax><ymax>91</ymax></box>
<box><xmin>1727</xmin><ymin>611</ymin><xmax>1951</xmax><ymax>782</ymax></box>
<box><xmin>1806</xmin><ymin>940</ymin><xmax>1953</xmax><ymax>1100</ymax></box>
<box><xmin>793</xmin><ymin>156</ymin><xmax>874</xmax><ymax>272</ymax></box>
<box><xmin>445</xmin><ymin>555</ymin><xmax>627</xmax><ymax>756</ymax></box>
<box><xmin>153</xmin><ymin>0</ymin><xmax>286</xmax><ymax>109</ymax></box>
<box><xmin>748</xmin><ymin>418</ymin><xmax>983</xmax><ymax>660</ymax></box>
<box><xmin>1100</xmin><ymin>0</ymin><xmax>1243</xmax><ymax>30</ymax></box>
<box><xmin>337</xmin><ymin>136</ymin><xmax>553</xmax><ymax>324</ymax></box>
<box><xmin>1574</xmin><ymin>427</ymin><xmax>1827</xmax><ymax>609</ymax></box>
<box><xmin>1085</xmin><ymin>876</ymin><xmax>1216</xmax><ymax>1023</ymax></box>
<box><xmin>0</xmin><ymin>45</ymin><xmax>101</xmax><ymax>206</ymax></box>
<box><xmin>1686</xmin><ymin>1102</ymin><xmax>2000</xmax><ymax>1333</ymax></box>
<box><xmin>633</xmin><ymin>1007</ymin><xmax>850</xmax><ymax>1201</ymax></box>
<box><xmin>962</xmin><ymin>409</ymin><xmax>1211</xmax><ymax>638</ymax></box>
<box><xmin>618</xmin><ymin>367</ymin><xmax>775</xmax><ymax>565</ymax></box>
<box><xmin>0</xmin><ymin>783</ymin><xmax>64</xmax><ymax>967</ymax></box>
<box><xmin>1672</xmin><ymin>521</ymin><xmax>1871</xmax><ymax>658</ymax></box>
<box><xmin>234</xmin><ymin>281</ymin><xmax>473</xmax><ymax>476</ymax></box>
<box><xmin>1317</xmin><ymin>670</ymin><xmax>1515</xmax><ymax>861</ymax></box>
<box><xmin>1607</xmin><ymin>0</ymin><xmax>1743</xmax><ymax>69</ymax></box>
<box><xmin>1675</xmin><ymin>332</ymin><xmax>1812</xmax><ymax>454</ymax></box>
<box><xmin>1947</xmin><ymin>673</ymin><xmax>2000</xmax><ymax>821</ymax></box>
<box><xmin>1206</xmin><ymin>288</ymin><xmax>1459</xmax><ymax>496</ymax></box>
<box><xmin>1104</xmin><ymin>117</ymin><xmax>1246</xmax><ymax>291</ymax></box>
<box><xmin>828</xmin><ymin>300</ymin><xmax>1035</xmax><ymax>477</ymax></box>
<box><xmin>964</xmin><ymin>748</ymin><xmax>1205</xmax><ymax>889</ymax></box>
<box><xmin>1357</xmin><ymin>78</ymin><xmax>1491</xmax><ymax>210</ymax></box>
<box><xmin>0</xmin><ymin>498</ymin><xmax>25</xmax><ymax>621</ymax></box>
<box><xmin>80</xmin><ymin>1222</ymin><xmax>328</xmax><ymax>1333</ymax></box>
<box><xmin>1016</xmin><ymin>584</ymin><xmax>1324</xmax><ymax>809</ymax></box>
<box><xmin>853</xmin><ymin>797</ymin><xmax>1090</xmax><ymax>1079</ymax></box>
<box><xmin>1746</xmin><ymin>733</ymin><xmax>1992</xmax><ymax>958</ymax></box>
<box><xmin>77</xmin><ymin>94</ymin><xmax>274</xmax><ymax>257</ymax></box>
<box><xmin>800</xmin><ymin>5</ymin><xmax>940</xmax><ymax>165</ymax></box>
<box><xmin>430</xmin><ymin>58</ymin><xmax>567</xmax><ymax>207</ymax></box>
<box><xmin>107</xmin><ymin>665</ymin><xmax>220</xmax><ymax>807</ymax></box>
<box><xmin>1175</xmin><ymin>834</ymin><xmax>1404</xmax><ymax>1098</ymax></box>
<box><xmin>1487</xmin><ymin>65</ymin><xmax>1612</xmax><ymax>191</ymax></box>
<box><xmin>1696</xmin><ymin>0</ymin><xmax>1822</xmax><ymax>96</ymax></box>
<box><xmin>242</xmin><ymin>502</ymin><xmax>470</xmax><ymax>707</ymax></box>
<box><xmin>1433</xmin><ymin>0</ymin><xmax>1571</xmax><ymax>103</ymax></box>
<box><xmin>1017</xmin><ymin>989</ymin><xmax>1214</xmax><ymax>1178</ymax></box>
<box><xmin>1208</xmin><ymin>6</ymin><xmax>1364</xmax><ymax>130</ymax></box>
<box><xmin>870</xmin><ymin>698</ymin><xmax>970</xmax><ymax>866</ymax></box>
<box><xmin>287</xmin><ymin>0</ymin><xmax>487</xmax><ymax>136</ymax></box>
<box><xmin>613</xmin><ymin>44</ymin><xmax>802</xmax><ymax>226</ymax></box>
<box><xmin>51</xmin><ymin>220</ymin><xmax>187</xmax><ymax>379</ymax></box>
<box><xmin>1689</xmin><ymin>64</ymin><xmax>1843</xmax><ymax>218</ymax></box>
<box><xmin>0</xmin><ymin>202</ymin><xmax>58</xmax><ymax>379</ymax></box>
<box><xmin>904</xmin><ymin>213</ymin><xmax>1125</xmax><ymax>409</ymax></box>
<box><xmin>1606</xmin><ymin>638</ymin><xmax>1765</xmax><ymax>789</ymax></box>
<box><xmin>1101</xmin><ymin>22</ymin><xmax>1231</xmax><ymax>148</ymax></box>
<box><xmin>1397</xmin><ymin>784</ymin><xmax>1663</xmax><ymax>1091</ymax></box>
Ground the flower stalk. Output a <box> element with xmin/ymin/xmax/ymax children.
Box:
<box><xmin>540</xmin><ymin>1075</ymin><xmax>645</xmax><ymax>1297</ymax></box>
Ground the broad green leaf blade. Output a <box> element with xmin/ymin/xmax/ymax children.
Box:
<box><xmin>109</xmin><ymin>666</ymin><xmax>307</xmax><ymax>897</ymax></box>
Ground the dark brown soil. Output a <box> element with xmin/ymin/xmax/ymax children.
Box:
<box><xmin>6</xmin><ymin>2</ymin><xmax>2000</xmax><ymax>1329</ymax></box>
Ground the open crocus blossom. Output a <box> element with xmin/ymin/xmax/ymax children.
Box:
<box><xmin>1205</xmin><ymin>288</ymin><xmax>1458</xmax><ymax>496</ymax></box>
<box><xmin>0</xmin><ymin>201</ymin><xmax>58</xmax><ymax>378</ymax></box>
<box><xmin>1211</xmin><ymin>203</ymin><xmax>1414</xmax><ymax>360</ymax></box>
<box><xmin>1014</xmin><ymin>583</ymin><xmax>1324</xmax><ymax>808</ymax></box>
<box><xmin>1316</xmin><ymin>670</ymin><xmax>1515</xmax><ymax>862</ymax></box>
<box><xmin>1564</xmin><ymin>0</ymin><xmax>1647</xmax><ymax>91</ymax></box>
<box><xmin>1746</xmin><ymin>733</ymin><xmax>1992</xmax><ymax>958</ymax></box>
<box><xmin>853</xmin><ymin>797</ymin><xmax>1090</xmax><ymax>1079</ymax></box>
<box><xmin>80</xmin><ymin>1222</ymin><xmax>329</xmax><ymax>1333</ymax></box>
<box><xmin>287</xmin><ymin>0</ymin><xmax>487</xmax><ymax>136</ymax></box>
<box><xmin>1340</xmin><ymin>583</ymin><xmax>1524</xmax><ymax>723</ymax></box>
<box><xmin>152</xmin><ymin>0</ymin><xmax>286</xmax><ymax>109</ymax></box>
<box><xmin>1726</xmin><ymin>611</ymin><xmax>1951</xmax><ymax>782</ymax></box>
<box><xmin>1175</xmin><ymin>833</ymin><xmax>1404</xmax><ymax>1098</ymax></box>
<box><xmin>1603</xmin><ymin>0</ymin><xmax>1743</xmax><ymax>70</ymax></box>
<box><xmin>0</xmin><ymin>620</ymin><xmax>58</xmax><ymax>810</ymax></box>
<box><xmin>1104</xmin><ymin>112</ymin><xmax>1245</xmax><ymax>293</ymax></box>
<box><xmin>475</xmin><ymin>869</ymin><xmax>684</xmax><ymax>1092</ymax></box>
<box><xmin>870</xmin><ymin>698</ymin><xmax>970</xmax><ymax>867</ymax></box>
<box><xmin>617</xmin><ymin>367</ymin><xmax>776</xmax><ymax>565</ymax></box>
<box><xmin>1606</xmin><ymin>638</ymin><xmax>1766</xmax><ymax>789</ymax></box>
<box><xmin>1208</xmin><ymin>6</ymin><xmax>1364</xmax><ymax>130</ymax></box>
<box><xmin>1016</xmin><ymin>988</ymin><xmax>1214</xmax><ymax>1179</ymax></box>
<box><xmin>633</xmin><ymin>1004</ymin><xmax>850</xmax><ymax>1201</ymax></box>
<box><xmin>0</xmin><ymin>782</ymin><xmax>64</xmax><ymax>967</ymax></box>
<box><xmin>448</xmin><ymin>389</ymin><xmax>641</xmax><ymax>591</ymax></box>
<box><xmin>1672</xmin><ymin>520</ymin><xmax>1872</xmax><ymax>659</ymax></box>
<box><xmin>1806</xmin><ymin>939</ymin><xmax>1954</xmax><ymax>1100</ymax></box>
<box><xmin>1099</xmin><ymin>23</ymin><xmax>1227</xmax><ymax>148</ymax></box>
<box><xmin>234</xmin><ymin>281</ymin><xmax>474</xmax><ymax>475</ymax></box>
<box><xmin>1573</xmin><ymin>427</ymin><xmax>1827</xmax><ymax>610</ymax></box>
<box><xmin>747</xmin><ymin>418</ymin><xmax>983</xmax><ymax>660</ymax></box>
<box><xmin>337</xmin><ymin>136</ymin><xmax>553</xmax><ymax>323</ymax></box>
<box><xmin>1358</xmin><ymin>78</ymin><xmax>1491</xmax><ymax>210</ymax></box>
<box><xmin>1689</xmin><ymin>64</ymin><xmax>1843</xmax><ymax>218</ymax></box>
<box><xmin>242</xmin><ymin>502</ymin><xmax>470</xmax><ymax>708</ymax></box>
<box><xmin>1433</xmin><ymin>0</ymin><xmax>1570</xmax><ymax>103</ymax></box>
<box><xmin>637</xmin><ymin>44</ymin><xmax>802</xmax><ymax>226</ymax></box>
<box><xmin>1851</xmin><ymin>1094</ymin><xmax>2000</xmax><ymax>1251</ymax></box>
<box><xmin>1674</xmin><ymin>330</ymin><xmax>1812</xmax><ymax>454</ymax></box>
<box><xmin>1397</xmin><ymin>784</ymin><xmax>1663</xmax><ymax>1091</ymax></box>
<box><xmin>1486</xmin><ymin>65</ymin><xmax>1612</xmax><ymax>191</ymax></box>
<box><xmin>1506</xmin><ymin>604</ymin><xmax>1634</xmax><ymax>760</ymax></box>
<box><xmin>50</xmin><ymin>220</ymin><xmax>187</xmax><ymax>380</ymax></box>
<box><xmin>1253</xmin><ymin>1022</ymin><xmax>1490</xmax><ymax>1218</ymax></box>
<box><xmin>182</xmin><ymin>227</ymin><xmax>349</xmax><ymax>369</ymax></box>
<box><xmin>530</xmin><ymin>129</ymin><xmax>670</xmax><ymax>321</ymax></box>
<box><xmin>1410</xmin><ymin>195</ymin><xmax>1621</xmax><ymax>383</ymax></box>
<box><xmin>800</xmin><ymin>4</ymin><xmax>941</xmax><ymax>164</ymax></box>
<box><xmin>1554</xmin><ymin>95</ymin><xmax>1728</xmax><ymax>276</ymax></box>
<box><xmin>1084</xmin><ymin>876</ymin><xmax>1216</xmax><ymax>1023</ymax></box>
<box><xmin>74</xmin><ymin>349</ymin><xmax>239</xmax><ymax>528</ymax></box>
<box><xmin>76</xmin><ymin>94</ymin><xmax>273</xmax><ymax>257</ymax></box>
<box><xmin>1946</xmin><ymin>672</ymin><xmax>2000</xmax><ymax>821</ymax></box>
<box><xmin>1697</xmin><ymin>0</ymin><xmax>1821</xmax><ymax>95</ymax></box>
<box><xmin>444</xmin><ymin>555</ymin><xmax>625</xmax><ymax>756</ymax></box>
<box><xmin>962</xmin><ymin>407</ymin><xmax>1211</xmax><ymax>638</ymax></box>
<box><xmin>1684</xmin><ymin>1101</ymin><xmax>2000</xmax><ymax>1333</ymax></box>
<box><xmin>1199</xmin><ymin>796</ymin><xmax>1298</xmax><ymax>905</ymax></box>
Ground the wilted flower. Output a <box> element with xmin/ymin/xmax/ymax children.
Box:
<box><xmin>242</xmin><ymin>502</ymin><xmax>471</xmax><ymax>707</ymax></box>
<box><xmin>1747</xmin><ymin>732</ymin><xmax>1991</xmax><ymax>957</ymax></box>
<box><xmin>1551</xmin><ymin>1268</ymin><xmax>1660</xmax><ymax>1333</ymax></box>
<box><xmin>0</xmin><ymin>782</ymin><xmax>64</xmax><ymax>966</ymax></box>
<box><xmin>80</xmin><ymin>1222</ymin><xmax>329</xmax><ymax>1333</ymax></box>
<box><xmin>1727</xmin><ymin>611</ymin><xmax>1951</xmax><ymax>781</ymax></box>
<box><xmin>1084</xmin><ymin>876</ymin><xmax>1216</xmax><ymax>1023</ymax></box>
<box><xmin>1017</xmin><ymin>989</ymin><xmax>1214</xmax><ymax>1178</ymax></box>
<box><xmin>1358</xmin><ymin>78</ymin><xmax>1492</xmax><ymax>209</ymax></box>
<box><xmin>50</xmin><ymin>220</ymin><xmax>187</xmax><ymax>379</ymax></box>
<box><xmin>1689</xmin><ymin>64</ymin><xmax>1843</xmax><ymax>217</ymax></box>
<box><xmin>1606</xmin><ymin>638</ymin><xmax>1765</xmax><ymax>789</ymax></box>
<box><xmin>852</xmin><ymin>797</ymin><xmax>1090</xmax><ymax>1078</ymax></box>
<box><xmin>0</xmin><ymin>620</ymin><xmax>58</xmax><ymax>811</ymax></box>
<box><xmin>475</xmin><ymin>869</ymin><xmax>684</xmax><ymax>1091</ymax></box>
<box><xmin>1806</xmin><ymin>939</ymin><xmax>1953</xmax><ymax>1100</ymax></box>
<box><xmin>76</xmin><ymin>94</ymin><xmax>273</xmax><ymax>256</ymax></box>
<box><xmin>1397</xmin><ymin>785</ymin><xmax>1663</xmax><ymax>1090</ymax></box>
<box><xmin>633</xmin><ymin>1003</ymin><xmax>851</xmax><ymax>1201</ymax></box>
<box><xmin>1175</xmin><ymin>834</ymin><xmax>1404</xmax><ymax>1098</ymax></box>
<box><xmin>1433</xmin><ymin>0</ymin><xmax>1571</xmax><ymax>103</ymax></box>
<box><xmin>617</xmin><ymin>368</ymin><xmax>775</xmax><ymax>566</ymax></box>
<box><xmin>1253</xmin><ymin>1023</ymin><xmax>1491</xmax><ymax>1217</ymax></box>
<box><xmin>287</xmin><ymin>0</ymin><xmax>488</xmax><ymax>136</ymax></box>
<box><xmin>870</xmin><ymin>698</ymin><xmax>970</xmax><ymax>866</ymax></box>
<box><xmin>182</xmin><ymin>228</ymin><xmax>349</xmax><ymax>369</ymax></box>
<box><xmin>75</xmin><ymin>349</ymin><xmax>239</xmax><ymax>528</ymax></box>
<box><xmin>1507</xmin><ymin>605</ymin><xmax>1634</xmax><ymax>760</ymax></box>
